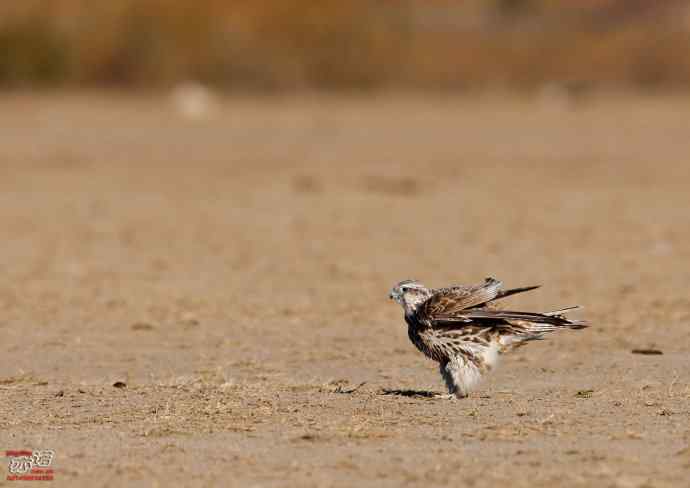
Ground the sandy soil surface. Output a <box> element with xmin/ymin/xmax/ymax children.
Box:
<box><xmin>0</xmin><ymin>93</ymin><xmax>688</xmax><ymax>487</ymax></box>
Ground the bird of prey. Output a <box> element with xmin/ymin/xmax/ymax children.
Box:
<box><xmin>389</xmin><ymin>277</ymin><xmax>587</xmax><ymax>398</ymax></box>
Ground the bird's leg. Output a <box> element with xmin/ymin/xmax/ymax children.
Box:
<box><xmin>439</xmin><ymin>360</ymin><xmax>481</xmax><ymax>399</ymax></box>
<box><xmin>439</xmin><ymin>361</ymin><xmax>460</xmax><ymax>397</ymax></box>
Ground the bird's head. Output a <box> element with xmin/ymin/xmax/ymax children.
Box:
<box><xmin>389</xmin><ymin>279</ymin><xmax>432</xmax><ymax>313</ymax></box>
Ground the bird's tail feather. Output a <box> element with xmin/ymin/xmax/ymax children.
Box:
<box><xmin>453</xmin><ymin>307</ymin><xmax>587</xmax><ymax>328</ymax></box>
<box><xmin>543</xmin><ymin>305</ymin><xmax>581</xmax><ymax>316</ymax></box>
<box><xmin>546</xmin><ymin>306</ymin><xmax>587</xmax><ymax>329</ymax></box>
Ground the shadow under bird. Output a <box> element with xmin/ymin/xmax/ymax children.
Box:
<box><xmin>389</xmin><ymin>277</ymin><xmax>587</xmax><ymax>399</ymax></box>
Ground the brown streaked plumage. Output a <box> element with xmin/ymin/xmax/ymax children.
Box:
<box><xmin>389</xmin><ymin>277</ymin><xmax>587</xmax><ymax>398</ymax></box>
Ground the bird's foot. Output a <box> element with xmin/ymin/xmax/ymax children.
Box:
<box><xmin>434</xmin><ymin>391</ymin><xmax>470</xmax><ymax>400</ymax></box>
<box><xmin>433</xmin><ymin>393</ymin><xmax>457</xmax><ymax>400</ymax></box>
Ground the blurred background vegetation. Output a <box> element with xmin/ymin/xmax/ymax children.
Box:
<box><xmin>2</xmin><ymin>0</ymin><xmax>690</xmax><ymax>92</ymax></box>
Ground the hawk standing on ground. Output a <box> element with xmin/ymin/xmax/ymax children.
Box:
<box><xmin>389</xmin><ymin>278</ymin><xmax>587</xmax><ymax>398</ymax></box>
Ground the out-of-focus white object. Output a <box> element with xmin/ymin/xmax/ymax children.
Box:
<box><xmin>171</xmin><ymin>81</ymin><xmax>217</xmax><ymax>120</ymax></box>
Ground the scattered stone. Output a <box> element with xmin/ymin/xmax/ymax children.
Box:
<box><xmin>131</xmin><ymin>322</ymin><xmax>155</xmax><ymax>331</ymax></box>
<box><xmin>113</xmin><ymin>381</ymin><xmax>127</xmax><ymax>389</ymax></box>
<box><xmin>292</xmin><ymin>175</ymin><xmax>323</xmax><ymax>194</ymax></box>
<box><xmin>631</xmin><ymin>348</ymin><xmax>663</xmax><ymax>355</ymax></box>
<box><xmin>296</xmin><ymin>433</ymin><xmax>319</xmax><ymax>441</ymax></box>
<box><xmin>179</xmin><ymin>313</ymin><xmax>200</xmax><ymax>328</ymax></box>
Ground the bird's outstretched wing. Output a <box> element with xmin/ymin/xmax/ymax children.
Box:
<box><xmin>432</xmin><ymin>308</ymin><xmax>588</xmax><ymax>330</ymax></box>
<box><xmin>419</xmin><ymin>277</ymin><xmax>504</xmax><ymax>319</ymax></box>
<box><xmin>418</xmin><ymin>278</ymin><xmax>583</xmax><ymax>331</ymax></box>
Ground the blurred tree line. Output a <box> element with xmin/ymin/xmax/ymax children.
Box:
<box><xmin>1</xmin><ymin>0</ymin><xmax>689</xmax><ymax>91</ymax></box>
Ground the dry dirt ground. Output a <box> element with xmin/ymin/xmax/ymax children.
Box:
<box><xmin>0</xmin><ymin>93</ymin><xmax>688</xmax><ymax>487</ymax></box>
